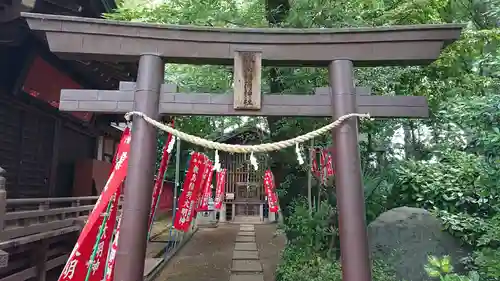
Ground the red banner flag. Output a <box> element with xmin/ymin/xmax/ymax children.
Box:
<box><xmin>106</xmin><ymin>129</ymin><xmax>175</xmax><ymax>281</ymax></box>
<box><xmin>174</xmin><ymin>153</ymin><xmax>208</xmax><ymax>232</ymax></box>
<box><xmin>213</xmin><ymin>169</ymin><xmax>227</xmax><ymax>210</ymax></box>
<box><xmin>104</xmin><ymin>214</ymin><xmax>120</xmax><ymax>281</ymax></box>
<box><xmin>87</xmin><ymin>187</ymin><xmax>121</xmax><ymax>281</ymax></box>
<box><xmin>196</xmin><ymin>157</ymin><xmax>213</xmax><ymax>207</ymax></box>
<box><xmin>310</xmin><ymin>149</ymin><xmax>320</xmax><ymax>178</ymax></box>
<box><xmin>198</xmin><ymin>162</ymin><xmax>214</xmax><ymax>211</ymax></box>
<box><xmin>320</xmin><ymin>150</ymin><xmax>327</xmax><ymax>184</ymax></box>
<box><xmin>105</xmin><ymin>132</ymin><xmax>173</xmax><ymax>281</ymax></box>
<box><xmin>148</xmin><ymin>130</ymin><xmax>174</xmax><ymax>228</ymax></box>
<box><xmin>325</xmin><ymin>151</ymin><xmax>334</xmax><ymax>177</ymax></box>
<box><xmin>264</xmin><ymin>170</ymin><xmax>279</xmax><ymax>213</ymax></box>
<box><xmin>59</xmin><ymin>128</ymin><xmax>131</xmax><ymax>281</ymax></box>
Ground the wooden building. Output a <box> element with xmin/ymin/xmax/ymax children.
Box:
<box><xmin>0</xmin><ymin>1</ymin><xmax>141</xmax><ymax>281</ymax></box>
<box><xmin>214</xmin><ymin>125</ymin><xmax>277</xmax><ymax>223</ymax></box>
<box><xmin>0</xmin><ymin>0</ymin><xmax>135</xmax><ymax>199</ymax></box>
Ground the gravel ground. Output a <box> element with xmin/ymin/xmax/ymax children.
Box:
<box><xmin>254</xmin><ymin>224</ymin><xmax>286</xmax><ymax>281</ymax></box>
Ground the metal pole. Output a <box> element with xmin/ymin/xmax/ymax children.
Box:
<box><xmin>173</xmin><ymin>138</ymin><xmax>181</xmax><ymax>221</ymax></box>
<box><xmin>307</xmin><ymin>140</ymin><xmax>313</xmax><ymax>214</ymax></box>
<box><xmin>0</xmin><ymin>167</ymin><xmax>6</xmax><ymax>243</ymax></box>
<box><xmin>317</xmin><ymin>185</ymin><xmax>321</xmax><ymax>212</ymax></box>
<box><xmin>115</xmin><ymin>54</ymin><xmax>164</xmax><ymax>281</ymax></box>
<box><xmin>328</xmin><ymin>59</ymin><xmax>372</xmax><ymax>281</ymax></box>
<box><xmin>167</xmin><ymin>138</ymin><xmax>182</xmax><ymax>255</ymax></box>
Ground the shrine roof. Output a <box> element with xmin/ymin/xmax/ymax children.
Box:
<box><xmin>210</xmin><ymin>125</ymin><xmax>268</xmax><ymax>144</ymax></box>
<box><xmin>23</xmin><ymin>12</ymin><xmax>464</xmax><ymax>67</ymax></box>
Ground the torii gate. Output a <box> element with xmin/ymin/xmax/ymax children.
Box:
<box><xmin>23</xmin><ymin>12</ymin><xmax>462</xmax><ymax>281</ymax></box>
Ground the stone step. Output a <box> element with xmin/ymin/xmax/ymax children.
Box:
<box><xmin>231</xmin><ymin>260</ymin><xmax>263</xmax><ymax>273</ymax></box>
<box><xmin>238</xmin><ymin>231</ymin><xmax>255</xmax><ymax>236</ymax></box>
<box><xmin>233</xmin><ymin>216</ymin><xmax>262</xmax><ymax>224</ymax></box>
<box><xmin>236</xmin><ymin>236</ymin><xmax>255</xmax><ymax>242</ymax></box>
<box><xmin>143</xmin><ymin>258</ymin><xmax>162</xmax><ymax>277</ymax></box>
<box><xmin>229</xmin><ymin>274</ymin><xmax>265</xmax><ymax>281</ymax></box>
<box><xmin>233</xmin><ymin>250</ymin><xmax>259</xmax><ymax>260</ymax></box>
<box><xmin>240</xmin><ymin>226</ymin><xmax>254</xmax><ymax>231</ymax></box>
<box><xmin>234</xmin><ymin>243</ymin><xmax>257</xmax><ymax>251</ymax></box>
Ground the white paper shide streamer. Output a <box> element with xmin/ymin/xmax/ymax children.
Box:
<box><xmin>250</xmin><ymin>152</ymin><xmax>258</xmax><ymax>171</ymax></box>
<box><xmin>295</xmin><ymin>143</ymin><xmax>304</xmax><ymax>165</ymax></box>
<box><xmin>213</xmin><ymin>150</ymin><xmax>221</xmax><ymax>172</ymax></box>
<box><xmin>167</xmin><ymin>136</ymin><xmax>176</xmax><ymax>153</ymax></box>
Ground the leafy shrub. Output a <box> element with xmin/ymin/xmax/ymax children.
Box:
<box><xmin>388</xmin><ymin>150</ymin><xmax>500</xmax><ymax>280</ymax></box>
<box><xmin>276</xmin><ymin>198</ymin><xmax>397</xmax><ymax>281</ymax></box>
<box><xmin>473</xmin><ymin>249</ymin><xmax>500</xmax><ymax>281</ymax></box>
<box><xmin>276</xmin><ymin>244</ymin><xmax>397</xmax><ymax>281</ymax></box>
<box><xmin>436</xmin><ymin>211</ymin><xmax>500</xmax><ymax>280</ymax></box>
<box><xmin>435</xmin><ymin>210</ymin><xmax>488</xmax><ymax>246</ymax></box>
<box><xmin>276</xmin><ymin>245</ymin><xmax>341</xmax><ymax>281</ymax></box>
<box><xmin>425</xmin><ymin>256</ymin><xmax>480</xmax><ymax>281</ymax></box>
<box><xmin>279</xmin><ymin>198</ymin><xmax>338</xmax><ymax>258</ymax></box>
<box><xmin>390</xmin><ymin>150</ymin><xmax>499</xmax><ymax>216</ymax></box>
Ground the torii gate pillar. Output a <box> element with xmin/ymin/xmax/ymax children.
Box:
<box><xmin>115</xmin><ymin>54</ymin><xmax>164</xmax><ymax>281</ymax></box>
<box><xmin>329</xmin><ymin>60</ymin><xmax>371</xmax><ymax>281</ymax></box>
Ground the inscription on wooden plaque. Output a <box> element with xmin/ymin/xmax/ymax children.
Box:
<box><xmin>233</xmin><ymin>51</ymin><xmax>262</xmax><ymax>110</ymax></box>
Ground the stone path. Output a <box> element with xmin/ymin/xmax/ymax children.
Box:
<box><xmin>230</xmin><ymin>224</ymin><xmax>264</xmax><ymax>281</ymax></box>
<box><xmin>154</xmin><ymin>223</ymin><xmax>285</xmax><ymax>281</ymax></box>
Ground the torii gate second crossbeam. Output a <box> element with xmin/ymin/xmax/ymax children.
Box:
<box><xmin>59</xmin><ymin>82</ymin><xmax>428</xmax><ymax>118</ymax></box>
<box><xmin>23</xmin><ymin>12</ymin><xmax>462</xmax><ymax>281</ymax></box>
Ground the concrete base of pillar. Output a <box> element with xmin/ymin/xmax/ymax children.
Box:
<box><xmin>268</xmin><ymin>211</ymin><xmax>276</xmax><ymax>223</ymax></box>
<box><xmin>231</xmin><ymin>204</ymin><xmax>236</xmax><ymax>221</ymax></box>
<box><xmin>277</xmin><ymin>209</ymin><xmax>284</xmax><ymax>225</ymax></box>
<box><xmin>196</xmin><ymin>211</ymin><xmax>218</xmax><ymax>227</ymax></box>
<box><xmin>259</xmin><ymin>204</ymin><xmax>264</xmax><ymax>222</ymax></box>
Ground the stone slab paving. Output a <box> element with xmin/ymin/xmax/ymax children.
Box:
<box><xmin>240</xmin><ymin>226</ymin><xmax>255</xmax><ymax>231</ymax></box>
<box><xmin>233</xmin><ymin>250</ymin><xmax>259</xmax><ymax>260</ymax></box>
<box><xmin>234</xmin><ymin>243</ymin><xmax>258</xmax><ymax>251</ymax></box>
<box><xmin>230</xmin><ymin>224</ymin><xmax>264</xmax><ymax>281</ymax></box>
<box><xmin>240</xmin><ymin>224</ymin><xmax>254</xmax><ymax>228</ymax></box>
<box><xmin>144</xmin><ymin>258</ymin><xmax>163</xmax><ymax>277</ymax></box>
<box><xmin>232</xmin><ymin>260</ymin><xmax>263</xmax><ymax>272</ymax></box>
<box><xmin>229</xmin><ymin>274</ymin><xmax>265</xmax><ymax>281</ymax></box>
<box><xmin>236</xmin><ymin>236</ymin><xmax>255</xmax><ymax>242</ymax></box>
<box><xmin>153</xmin><ymin>223</ymin><xmax>283</xmax><ymax>281</ymax></box>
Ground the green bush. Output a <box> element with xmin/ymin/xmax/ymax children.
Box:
<box><xmin>279</xmin><ymin>198</ymin><xmax>338</xmax><ymax>258</ymax></box>
<box><xmin>425</xmin><ymin>256</ymin><xmax>480</xmax><ymax>281</ymax></box>
<box><xmin>390</xmin><ymin>151</ymin><xmax>499</xmax><ymax>216</ymax></box>
<box><xmin>473</xmin><ymin>249</ymin><xmax>500</xmax><ymax>281</ymax></box>
<box><xmin>276</xmin><ymin>245</ymin><xmax>341</xmax><ymax>281</ymax></box>
<box><xmin>276</xmin><ymin>244</ymin><xmax>397</xmax><ymax>281</ymax></box>
<box><xmin>276</xmin><ymin>198</ymin><xmax>397</xmax><ymax>281</ymax></box>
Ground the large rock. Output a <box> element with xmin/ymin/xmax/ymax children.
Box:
<box><xmin>368</xmin><ymin>207</ymin><xmax>471</xmax><ymax>281</ymax></box>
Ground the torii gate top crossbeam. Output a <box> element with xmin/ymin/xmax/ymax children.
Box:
<box><xmin>22</xmin><ymin>13</ymin><xmax>462</xmax><ymax>66</ymax></box>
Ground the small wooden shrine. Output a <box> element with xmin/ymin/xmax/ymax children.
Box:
<box><xmin>210</xmin><ymin>125</ymin><xmax>274</xmax><ymax>223</ymax></box>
